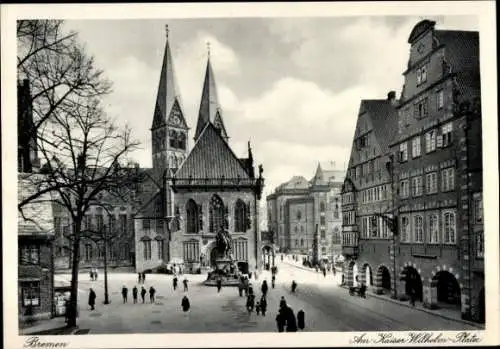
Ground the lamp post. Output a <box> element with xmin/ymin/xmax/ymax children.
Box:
<box><xmin>103</xmin><ymin>221</ymin><xmax>110</xmax><ymax>305</ymax></box>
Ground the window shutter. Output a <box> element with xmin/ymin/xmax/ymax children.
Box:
<box><xmin>436</xmin><ymin>134</ymin><xmax>443</xmax><ymax>148</ymax></box>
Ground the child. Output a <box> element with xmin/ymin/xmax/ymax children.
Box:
<box><xmin>255</xmin><ymin>301</ymin><xmax>261</xmax><ymax>315</ymax></box>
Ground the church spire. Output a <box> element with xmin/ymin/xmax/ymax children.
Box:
<box><xmin>151</xmin><ymin>24</ymin><xmax>182</xmax><ymax>130</ymax></box>
<box><xmin>194</xmin><ymin>44</ymin><xmax>228</xmax><ymax>142</ymax></box>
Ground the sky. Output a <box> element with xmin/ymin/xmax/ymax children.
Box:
<box><xmin>64</xmin><ymin>16</ymin><xmax>479</xmax><ymax>201</ymax></box>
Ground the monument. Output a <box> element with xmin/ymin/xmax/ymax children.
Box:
<box><xmin>203</xmin><ymin>225</ymin><xmax>240</xmax><ymax>286</ymax></box>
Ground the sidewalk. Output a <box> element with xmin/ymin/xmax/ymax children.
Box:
<box><xmin>19</xmin><ymin>317</ymin><xmax>79</xmax><ymax>335</ymax></box>
<box><xmin>283</xmin><ymin>260</ymin><xmax>484</xmax><ymax>329</ymax></box>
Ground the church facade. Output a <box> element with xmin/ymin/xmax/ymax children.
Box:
<box><xmin>134</xmin><ymin>28</ymin><xmax>264</xmax><ymax>275</ymax></box>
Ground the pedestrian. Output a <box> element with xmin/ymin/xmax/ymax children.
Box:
<box><xmin>181</xmin><ymin>295</ymin><xmax>190</xmax><ymax>312</ymax></box>
<box><xmin>89</xmin><ymin>269</ymin><xmax>94</xmax><ymax>281</ymax></box>
<box><xmin>140</xmin><ymin>286</ymin><xmax>146</xmax><ymax>303</ymax></box>
<box><xmin>261</xmin><ymin>280</ymin><xmax>268</xmax><ymax>297</ymax></box>
<box><xmin>276</xmin><ymin>312</ymin><xmax>285</xmax><ymax>332</ymax></box>
<box><xmin>255</xmin><ymin>300</ymin><xmax>261</xmax><ymax>315</ymax></box>
<box><xmin>271</xmin><ymin>275</ymin><xmax>276</xmax><ymax>289</ymax></box>
<box><xmin>94</xmin><ymin>268</ymin><xmax>99</xmax><ymax>280</ymax></box>
<box><xmin>142</xmin><ymin>272</ymin><xmax>146</xmax><ymax>283</ymax></box>
<box><xmin>279</xmin><ymin>296</ymin><xmax>286</xmax><ymax>309</ymax></box>
<box><xmin>260</xmin><ymin>296</ymin><xmax>267</xmax><ymax>316</ymax></box>
<box><xmin>246</xmin><ymin>293</ymin><xmax>255</xmax><ymax>314</ymax></box>
<box><xmin>284</xmin><ymin>305</ymin><xmax>298</xmax><ymax>332</ymax></box>
<box><xmin>410</xmin><ymin>287</ymin><xmax>416</xmax><ymax>307</ymax></box>
<box><xmin>248</xmin><ymin>284</ymin><xmax>254</xmax><ymax>296</ymax></box>
<box><xmin>183</xmin><ymin>278</ymin><xmax>189</xmax><ymax>292</ymax></box>
<box><xmin>149</xmin><ymin>286</ymin><xmax>156</xmax><ymax>303</ymax></box>
<box><xmin>238</xmin><ymin>278</ymin><xmax>244</xmax><ymax>297</ymax></box>
<box><xmin>291</xmin><ymin>280</ymin><xmax>297</xmax><ymax>293</ymax></box>
<box><xmin>132</xmin><ymin>286</ymin><xmax>138</xmax><ymax>304</ymax></box>
<box><xmin>122</xmin><ymin>285</ymin><xmax>128</xmax><ymax>303</ymax></box>
<box><xmin>216</xmin><ymin>277</ymin><xmax>222</xmax><ymax>293</ymax></box>
<box><xmin>173</xmin><ymin>275</ymin><xmax>178</xmax><ymax>291</ymax></box>
<box><xmin>138</xmin><ymin>272</ymin><xmax>142</xmax><ymax>284</ymax></box>
<box><xmin>297</xmin><ymin>309</ymin><xmax>305</xmax><ymax>330</ymax></box>
<box><xmin>323</xmin><ymin>268</ymin><xmax>327</xmax><ymax>278</ymax></box>
<box><xmin>88</xmin><ymin>288</ymin><xmax>96</xmax><ymax>311</ymax></box>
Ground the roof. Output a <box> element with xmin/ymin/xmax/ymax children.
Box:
<box><xmin>310</xmin><ymin>162</ymin><xmax>346</xmax><ymax>185</ymax></box>
<box><xmin>434</xmin><ymin>30</ymin><xmax>480</xmax><ymax>103</ymax></box>
<box><xmin>194</xmin><ymin>58</ymin><xmax>223</xmax><ymax>141</ymax></box>
<box><xmin>151</xmin><ymin>37</ymin><xmax>183</xmax><ymax>130</ymax></box>
<box><xmin>174</xmin><ymin>122</ymin><xmax>251</xmax><ymax>180</ymax></box>
<box><xmin>277</xmin><ymin>176</ymin><xmax>310</xmax><ymax>190</ymax></box>
<box><xmin>360</xmin><ymin>99</ymin><xmax>399</xmax><ymax>154</ymax></box>
<box><xmin>18</xmin><ymin>174</ymin><xmax>55</xmax><ymax>236</ymax></box>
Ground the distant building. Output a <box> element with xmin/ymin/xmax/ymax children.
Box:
<box><xmin>134</xmin><ymin>29</ymin><xmax>264</xmax><ymax>274</ymax></box>
<box><xmin>18</xmin><ymin>174</ymin><xmax>55</xmax><ymax>324</ymax></box>
<box><xmin>267</xmin><ymin>163</ymin><xmax>345</xmax><ymax>259</ymax></box>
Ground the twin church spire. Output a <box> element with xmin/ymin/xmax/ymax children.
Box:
<box><xmin>151</xmin><ymin>25</ymin><xmax>228</xmax><ymax>142</ymax></box>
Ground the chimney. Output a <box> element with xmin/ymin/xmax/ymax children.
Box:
<box><xmin>387</xmin><ymin>91</ymin><xmax>397</xmax><ymax>106</ymax></box>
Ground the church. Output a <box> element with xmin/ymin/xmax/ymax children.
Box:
<box><xmin>134</xmin><ymin>27</ymin><xmax>264</xmax><ymax>275</ymax></box>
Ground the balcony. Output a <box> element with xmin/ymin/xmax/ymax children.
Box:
<box><xmin>342</xmin><ymin>231</ymin><xmax>359</xmax><ymax>257</ymax></box>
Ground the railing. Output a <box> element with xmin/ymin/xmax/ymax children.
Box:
<box><xmin>172</xmin><ymin>177</ymin><xmax>263</xmax><ymax>187</ymax></box>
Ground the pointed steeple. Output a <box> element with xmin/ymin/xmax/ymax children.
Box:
<box><xmin>194</xmin><ymin>46</ymin><xmax>228</xmax><ymax>142</ymax></box>
<box><xmin>151</xmin><ymin>25</ymin><xmax>182</xmax><ymax>130</ymax></box>
<box><xmin>312</xmin><ymin>162</ymin><xmax>326</xmax><ymax>186</ymax></box>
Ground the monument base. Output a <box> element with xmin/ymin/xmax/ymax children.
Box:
<box><xmin>203</xmin><ymin>258</ymin><xmax>240</xmax><ymax>287</ymax></box>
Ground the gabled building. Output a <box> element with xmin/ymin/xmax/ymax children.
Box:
<box><xmin>390</xmin><ymin>20</ymin><xmax>483</xmax><ymax>322</ymax></box>
<box><xmin>341</xmin><ymin>94</ymin><xmax>399</xmax><ymax>294</ymax></box>
<box><xmin>267</xmin><ymin>164</ymin><xmax>344</xmax><ymax>258</ymax></box>
<box><xmin>134</xmin><ymin>28</ymin><xmax>264</xmax><ymax>274</ymax></box>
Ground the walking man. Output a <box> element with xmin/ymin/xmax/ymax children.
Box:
<box><xmin>122</xmin><ymin>285</ymin><xmax>128</xmax><ymax>303</ymax></box>
<box><xmin>246</xmin><ymin>293</ymin><xmax>255</xmax><ymax>314</ymax></box>
<box><xmin>261</xmin><ymin>280</ymin><xmax>269</xmax><ymax>297</ymax></box>
<box><xmin>132</xmin><ymin>286</ymin><xmax>138</xmax><ymax>304</ymax></box>
<box><xmin>260</xmin><ymin>295</ymin><xmax>267</xmax><ymax>316</ymax></box>
<box><xmin>88</xmin><ymin>288</ymin><xmax>96</xmax><ymax>311</ymax></box>
<box><xmin>138</xmin><ymin>273</ymin><xmax>142</xmax><ymax>284</ymax></box>
<box><xmin>142</xmin><ymin>272</ymin><xmax>146</xmax><ymax>284</ymax></box>
<box><xmin>216</xmin><ymin>277</ymin><xmax>222</xmax><ymax>293</ymax></box>
<box><xmin>173</xmin><ymin>275</ymin><xmax>178</xmax><ymax>291</ymax></box>
<box><xmin>183</xmin><ymin>278</ymin><xmax>189</xmax><ymax>292</ymax></box>
<box><xmin>149</xmin><ymin>286</ymin><xmax>156</xmax><ymax>303</ymax></box>
<box><xmin>271</xmin><ymin>275</ymin><xmax>276</xmax><ymax>289</ymax></box>
<box><xmin>140</xmin><ymin>286</ymin><xmax>146</xmax><ymax>303</ymax></box>
<box><xmin>181</xmin><ymin>295</ymin><xmax>190</xmax><ymax>312</ymax></box>
<box><xmin>322</xmin><ymin>267</ymin><xmax>327</xmax><ymax>278</ymax></box>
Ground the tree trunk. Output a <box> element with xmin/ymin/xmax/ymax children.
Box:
<box><xmin>67</xmin><ymin>223</ymin><xmax>81</xmax><ymax>328</ymax></box>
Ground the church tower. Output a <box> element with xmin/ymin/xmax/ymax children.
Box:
<box><xmin>151</xmin><ymin>25</ymin><xmax>189</xmax><ymax>180</ymax></box>
<box><xmin>194</xmin><ymin>47</ymin><xmax>229</xmax><ymax>143</ymax></box>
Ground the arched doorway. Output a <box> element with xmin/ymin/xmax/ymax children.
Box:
<box><xmin>363</xmin><ymin>264</ymin><xmax>373</xmax><ymax>286</ymax></box>
<box><xmin>379</xmin><ymin>266</ymin><xmax>391</xmax><ymax>292</ymax></box>
<box><xmin>478</xmin><ymin>288</ymin><xmax>485</xmax><ymax>323</ymax></box>
<box><xmin>403</xmin><ymin>266</ymin><xmax>423</xmax><ymax>302</ymax></box>
<box><xmin>434</xmin><ymin>271</ymin><xmax>461</xmax><ymax>307</ymax></box>
<box><xmin>353</xmin><ymin>262</ymin><xmax>359</xmax><ymax>287</ymax></box>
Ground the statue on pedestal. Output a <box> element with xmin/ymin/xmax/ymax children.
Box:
<box><xmin>215</xmin><ymin>224</ymin><xmax>232</xmax><ymax>259</ymax></box>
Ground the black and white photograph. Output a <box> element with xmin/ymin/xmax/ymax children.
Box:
<box><xmin>2</xmin><ymin>1</ymin><xmax>498</xmax><ymax>348</ymax></box>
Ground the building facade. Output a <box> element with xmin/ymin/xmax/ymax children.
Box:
<box><xmin>341</xmin><ymin>19</ymin><xmax>483</xmax><ymax>323</ymax></box>
<box><xmin>341</xmin><ymin>95</ymin><xmax>399</xmax><ymax>292</ymax></box>
<box><xmin>391</xmin><ymin>20</ymin><xmax>482</xmax><ymax>322</ymax></box>
<box><xmin>134</xmin><ymin>29</ymin><xmax>264</xmax><ymax>274</ymax></box>
<box><xmin>267</xmin><ymin>164</ymin><xmax>344</xmax><ymax>259</ymax></box>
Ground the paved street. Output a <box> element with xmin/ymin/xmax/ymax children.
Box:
<box><xmin>55</xmin><ymin>260</ymin><xmax>478</xmax><ymax>333</ymax></box>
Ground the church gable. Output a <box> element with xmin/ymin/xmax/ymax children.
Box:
<box><xmin>174</xmin><ymin>123</ymin><xmax>250</xmax><ymax>180</ymax></box>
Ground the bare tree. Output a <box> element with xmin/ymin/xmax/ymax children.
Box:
<box><xmin>17</xmin><ymin>20</ymin><xmax>111</xmax><ymax>146</ymax></box>
<box><xmin>18</xmin><ymin>92</ymin><xmax>140</xmax><ymax>326</ymax></box>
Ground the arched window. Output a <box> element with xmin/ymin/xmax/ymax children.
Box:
<box><xmin>169</xmin><ymin>130</ymin><xmax>177</xmax><ymax>148</ymax></box>
<box><xmin>414</xmin><ymin>215</ymin><xmax>424</xmax><ymax>242</ymax></box>
<box><xmin>300</xmin><ymin>238</ymin><xmax>304</xmax><ymax>246</ymax></box>
<box><xmin>209</xmin><ymin>195</ymin><xmax>225</xmax><ymax>233</ymax></box>
<box><xmin>178</xmin><ymin>133</ymin><xmax>186</xmax><ymax>150</ymax></box>
<box><xmin>429</xmin><ymin>214</ymin><xmax>439</xmax><ymax>243</ymax></box>
<box><xmin>234</xmin><ymin>199</ymin><xmax>247</xmax><ymax>232</ymax></box>
<box><xmin>294</xmin><ymin>226</ymin><xmax>298</xmax><ymax>234</ymax></box>
<box><xmin>443</xmin><ymin>211</ymin><xmax>456</xmax><ymax>244</ymax></box>
<box><xmin>186</xmin><ymin>199</ymin><xmax>199</xmax><ymax>234</ymax></box>
<box><xmin>401</xmin><ymin>216</ymin><xmax>410</xmax><ymax>242</ymax></box>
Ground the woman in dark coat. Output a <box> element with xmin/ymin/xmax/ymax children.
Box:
<box><xmin>88</xmin><ymin>288</ymin><xmax>96</xmax><ymax>310</ymax></box>
<box><xmin>246</xmin><ymin>294</ymin><xmax>255</xmax><ymax>314</ymax></box>
<box><xmin>276</xmin><ymin>311</ymin><xmax>285</xmax><ymax>332</ymax></box>
<box><xmin>297</xmin><ymin>309</ymin><xmax>305</xmax><ymax>330</ymax></box>
<box><xmin>261</xmin><ymin>280</ymin><xmax>268</xmax><ymax>297</ymax></box>
<box><xmin>141</xmin><ymin>286</ymin><xmax>147</xmax><ymax>303</ymax></box>
<box><xmin>260</xmin><ymin>296</ymin><xmax>267</xmax><ymax>316</ymax></box>
<box><xmin>181</xmin><ymin>295</ymin><xmax>190</xmax><ymax>312</ymax></box>
<box><xmin>149</xmin><ymin>286</ymin><xmax>156</xmax><ymax>303</ymax></box>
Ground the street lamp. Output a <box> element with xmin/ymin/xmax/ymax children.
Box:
<box><xmin>103</xmin><ymin>221</ymin><xmax>110</xmax><ymax>305</ymax></box>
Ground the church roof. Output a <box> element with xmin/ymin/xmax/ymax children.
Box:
<box><xmin>310</xmin><ymin>162</ymin><xmax>345</xmax><ymax>185</ymax></box>
<box><xmin>151</xmin><ymin>36</ymin><xmax>183</xmax><ymax>130</ymax></box>
<box><xmin>175</xmin><ymin>122</ymin><xmax>250</xmax><ymax>180</ymax></box>
<box><xmin>194</xmin><ymin>58</ymin><xmax>227</xmax><ymax>141</ymax></box>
